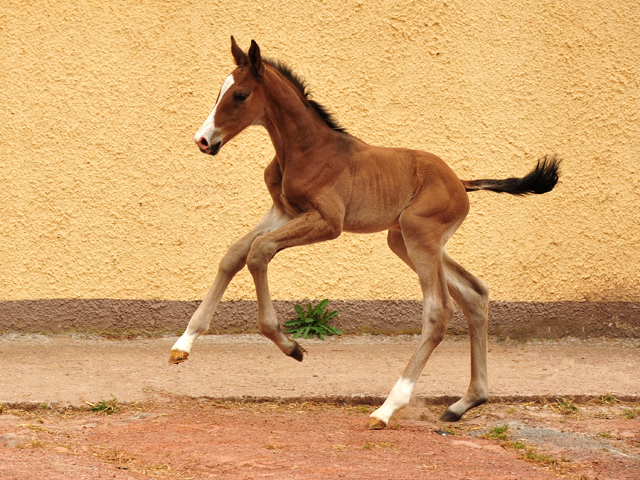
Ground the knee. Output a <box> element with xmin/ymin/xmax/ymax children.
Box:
<box><xmin>246</xmin><ymin>237</ymin><xmax>275</xmax><ymax>275</ymax></box>
<box><xmin>425</xmin><ymin>302</ymin><xmax>454</xmax><ymax>343</ymax></box>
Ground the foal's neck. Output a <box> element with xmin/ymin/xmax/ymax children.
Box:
<box><xmin>261</xmin><ymin>69</ymin><xmax>332</xmax><ymax>164</ymax></box>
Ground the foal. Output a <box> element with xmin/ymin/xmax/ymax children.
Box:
<box><xmin>170</xmin><ymin>37</ymin><xmax>560</xmax><ymax>429</ymax></box>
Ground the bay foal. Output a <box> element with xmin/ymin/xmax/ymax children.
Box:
<box><xmin>170</xmin><ymin>38</ymin><xmax>560</xmax><ymax>429</ymax></box>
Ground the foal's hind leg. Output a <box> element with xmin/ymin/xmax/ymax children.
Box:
<box><xmin>368</xmin><ymin>222</ymin><xmax>455</xmax><ymax>429</ymax></box>
<box><xmin>439</xmin><ymin>251</ymin><xmax>489</xmax><ymax>421</ymax></box>
<box><xmin>385</xmin><ymin>229</ymin><xmax>490</xmax><ymax>422</ymax></box>
<box><xmin>169</xmin><ymin>205</ymin><xmax>289</xmax><ymax>364</ymax></box>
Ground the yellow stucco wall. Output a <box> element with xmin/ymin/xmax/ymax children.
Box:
<box><xmin>1</xmin><ymin>0</ymin><xmax>638</xmax><ymax>303</ymax></box>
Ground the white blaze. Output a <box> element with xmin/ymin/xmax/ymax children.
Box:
<box><xmin>194</xmin><ymin>74</ymin><xmax>235</xmax><ymax>145</ymax></box>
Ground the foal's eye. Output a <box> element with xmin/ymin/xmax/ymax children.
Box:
<box><xmin>234</xmin><ymin>93</ymin><xmax>249</xmax><ymax>103</ymax></box>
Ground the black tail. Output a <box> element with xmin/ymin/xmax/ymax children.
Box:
<box><xmin>463</xmin><ymin>154</ymin><xmax>561</xmax><ymax>196</ymax></box>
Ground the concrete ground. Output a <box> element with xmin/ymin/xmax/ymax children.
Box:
<box><xmin>1</xmin><ymin>333</ymin><xmax>639</xmax><ymax>407</ymax></box>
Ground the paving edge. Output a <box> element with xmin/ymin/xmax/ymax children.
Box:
<box><xmin>3</xmin><ymin>394</ymin><xmax>639</xmax><ymax>411</ymax></box>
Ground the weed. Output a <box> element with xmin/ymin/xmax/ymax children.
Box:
<box><xmin>621</xmin><ymin>408</ymin><xmax>638</xmax><ymax>420</ymax></box>
<box><xmin>482</xmin><ymin>425</ymin><xmax>558</xmax><ymax>466</ymax></box>
<box><xmin>87</xmin><ymin>394</ymin><xmax>119</xmax><ymax>415</ymax></box>
<box><xmin>551</xmin><ymin>398</ymin><xmax>579</xmax><ymax>415</ymax></box>
<box><xmin>524</xmin><ymin>449</ymin><xmax>557</xmax><ymax>464</ymax></box>
<box><xmin>596</xmin><ymin>432</ymin><xmax>616</xmax><ymax>439</ymax></box>
<box><xmin>509</xmin><ymin>440</ymin><xmax>527</xmax><ymax>450</ymax></box>
<box><xmin>596</xmin><ymin>393</ymin><xmax>619</xmax><ymax>405</ymax></box>
<box><xmin>284</xmin><ymin>300</ymin><xmax>342</xmax><ymax>340</ymax></box>
<box><xmin>482</xmin><ymin>425</ymin><xmax>510</xmax><ymax>442</ymax></box>
<box><xmin>0</xmin><ymin>403</ymin><xmax>4</xmax><ymax>414</ymax></box>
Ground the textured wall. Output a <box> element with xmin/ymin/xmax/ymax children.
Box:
<box><xmin>1</xmin><ymin>0</ymin><xmax>639</xmax><ymax>304</ymax></box>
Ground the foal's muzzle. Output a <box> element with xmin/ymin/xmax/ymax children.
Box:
<box><xmin>207</xmin><ymin>141</ymin><xmax>222</xmax><ymax>156</ymax></box>
<box><xmin>195</xmin><ymin>136</ymin><xmax>222</xmax><ymax>156</ymax></box>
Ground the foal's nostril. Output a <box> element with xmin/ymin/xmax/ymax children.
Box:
<box><xmin>198</xmin><ymin>137</ymin><xmax>209</xmax><ymax>148</ymax></box>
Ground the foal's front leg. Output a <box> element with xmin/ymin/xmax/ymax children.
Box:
<box><xmin>169</xmin><ymin>205</ymin><xmax>289</xmax><ymax>364</ymax></box>
<box><xmin>245</xmin><ymin>209</ymin><xmax>342</xmax><ymax>360</ymax></box>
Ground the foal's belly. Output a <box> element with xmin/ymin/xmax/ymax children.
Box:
<box><xmin>342</xmin><ymin>202</ymin><xmax>403</xmax><ymax>234</ymax></box>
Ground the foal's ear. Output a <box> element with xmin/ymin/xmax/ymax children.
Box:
<box><xmin>248</xmin><ymin>40</ymin><xmax>265</xmax><ymax>77</ymax></box>
<box><xmin>231</xmin><ymin>36</ymin><xmax>248</xmax><ymax>66</ymax></box>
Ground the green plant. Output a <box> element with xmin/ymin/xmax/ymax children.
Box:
<box><xmin>87</xmin><ymin>395</ymin><xmax>119</xmax><ymax>415</ymax></box>
<box><xmin>596</xmin><ymin>393</ymin><xmax>618</xmax><ymax>405</ymax></box>
<box><xmin>523</xmin><ymin>449</ymin><xmax>556</xmax><ymax>464</ymax></box>
<box><xmin>482</xmin><ymin>425</ymin><xmax>559</xmax><ymax>466</ymax></box>
<box><xmin>551</xmin><ymin>398</ymin><xmax>579</xmax><ymax>415</ymax></box>
<box><xmin>510</xmin><ymin>440</ymin><xmax>527</xmax><ymax>450</ymax></box>
<box><xmin>482</xmin><ymin>425</ymin><xmax>510</xmax><ymax>441</ymax></box>
<box><xmin>284</xmin><ymin>300</ymin><xmax>342</xmax><ymax>340</ymax></box>
<box><xmin>621</xmin><ymin>407</ymin><xmax>638</xmax><ymax>419</ymax></box>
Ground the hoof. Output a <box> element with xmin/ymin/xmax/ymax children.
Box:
<box><xmin>439</xmin><ymin>408</ymin><xmax>463</xmax><ymax>423</ymax></box>
<box><xmin>366</xmin><ymin>417</ymin><xmax>387</xmax><ymax>430</ymax></box>
<box><xmin>169</xmin><ymin>350</ymin><xmax>189</xmax><ymax>364</ymax></box>
<box><xmin>288</xmin><ymin>343</ymin><xmax>306</xmax><ymax>362</ymax></box>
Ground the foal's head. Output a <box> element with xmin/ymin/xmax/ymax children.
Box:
<box><xmin>194</xmin><ymin>37</ymin><xmax>267</xmax><ymax>155</ymax></box>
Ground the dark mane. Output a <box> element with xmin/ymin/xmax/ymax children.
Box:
<box><xmin>262</xmin><ymin>58</ymin><xmax>347</xmax><ymax>133</ymax></box>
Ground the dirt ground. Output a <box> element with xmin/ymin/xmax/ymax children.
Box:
<box><xmin>1</xmin><ymin>398</ymin><xmax>639</xmax><ymax>480</ymax></box>
<box><xmin>1</xmin><ymin>335</ymin><xmax>639</xmax><ymax>478</ymax></box>
<box><xmin>2</xmin><ymin>335</ymin><xmax>640</xmax><ymax>406</ymax></box>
